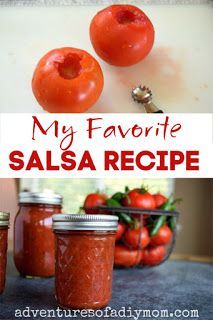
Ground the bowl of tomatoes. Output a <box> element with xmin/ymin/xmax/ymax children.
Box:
<box><xmin>83</xmin><ymin>187</ymin><xmax>180</xmax><ymax>268</ymax></box>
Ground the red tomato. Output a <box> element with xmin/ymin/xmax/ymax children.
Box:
<box><xmin>90</xmin><ymin>5</ymin><xmax>155</xmax><ymax>66</ymax></box>
<box><xmin>116</xmin><ymin>223</ymin><xmax>126</xmax><ymax>241</ymax></box>
<box><xmin>124</xmin><ymin>227</ymin><xmax>150</xmax><ymax>249</ymax></box>
<box><xmin>114</xmin><ymin>245</ymin><xmax>142</xmax><ymax>267</ymax></box>
<box><xmin>84</xmin><ymin>193</ymin><xmax>107</xmax><ymax>214</ymax></box>
<box><xmin>150</xmin><ymin>225</ymin><xmax>172</xmax><ymax>246</ymax></box>
<box><xmin>32</xmin><ymin>47</ymin><xmax>104</xmax><ymax>113</ymax></box>
<box><xmin>142</xmin><ymin>245</ymin><xmax>166</xmax><ymax>266</ymax></box>
<box><xmin>153</xmin><ymin>193</ymin><xmax>167</xmax><ymax>208</ymax></box>
<box><xmin>122</xmin><ymin>189</ymin><xmax>156</xmax><ymax>210</ymax></box>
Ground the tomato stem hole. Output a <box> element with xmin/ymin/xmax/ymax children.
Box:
<box><xmin>57</xmin><ymin>54</ymin><xmax>82</xmax><ymax>80</ymax></box>
<box><xmin>116</xmin><ymin>10</ymin><xmax>136</xmax><ymax>24</ymax></box>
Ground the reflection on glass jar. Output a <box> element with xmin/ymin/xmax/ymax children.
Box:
<box><xmin>53</xmin><ymin>214</ymin><xmax>118</xmax><ymax>309</ymax></box>
<box><xmin>14</xmin><ymin>192</ymin><xmax>62</xmax><ymax>277</ymax></box>
<box><xmin>0</xmin><ymin>212</ymin><xmax>10</xmax><ymax>294</ymax></box>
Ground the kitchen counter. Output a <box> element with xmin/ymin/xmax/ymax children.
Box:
<box><xmin>0</xmin><ymin>255</ymin><xmax>212</xmax><ymax>320</ymax></box>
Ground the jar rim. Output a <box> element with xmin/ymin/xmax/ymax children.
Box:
<box><xmin>52</xmin><ymin>214</ymin><xmax>118</xmax><ymax>231</ymax></box>
<box><xmin>19</xmin><ymin>192</ymin><xmax>63</xmax><ymax>205</ymax></box>
<box><xmin>0</xmin><ymin>211</ymin><xmax>10</xmax><ymax>226</ymax></box>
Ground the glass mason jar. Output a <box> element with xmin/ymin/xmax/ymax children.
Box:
<box><xmin>53</xmin><ymin>214</ymin><xmax>118</xmax><ymax>309</ymax></box>
<box><xmin>0</xmin><ymin>212</ymin><xmax>10</xmax><ymax>294</ymax></box>
<box><xmin>14</xmin><ymin>192</ymin><xmax>62</xmax><ymax>278</ymax></box>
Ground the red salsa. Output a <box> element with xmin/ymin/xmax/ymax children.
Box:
<box><xmin>14</xmin><ymin>192</ymin><xmax>62</xmax><ymax>277</ymax></box>
<box><xmin>0</xmin><ymin>212</ymin><xmax>10</xmax><ymax>294</ymax></box>
<box><xmin>53</xmin><ymin>214</ymin><xmax>118</xmax><ymax>309</ymax></box>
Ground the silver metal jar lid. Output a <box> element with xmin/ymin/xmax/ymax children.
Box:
<box><xmin>0</xmin><ymin>211</ymin><xmax>10</xmax><ymax>227</ymax></box>
<box><xmin>52</xmin><ymin>214</ymin><xmax>118</xmax><ymax>231</ymax></box>
<box><xmin>19</xmin><ymin>192</ymin><xmax>63</xmax><ymax>205</ymax></box>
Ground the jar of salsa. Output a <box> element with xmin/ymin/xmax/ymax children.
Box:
<box><xmin>53</xmin><ymin>214</ymin><xmax>118</xmax><ymax>309</ymax></box>
<box><xmin>0</xmin><ymin>212</ymin><xmax>10</xmax><ymax>294</ymax></box>
<box><xmin>14</xmin><ymin>192</ymin><xmax>62</xmax><ymax>278</ymax></box>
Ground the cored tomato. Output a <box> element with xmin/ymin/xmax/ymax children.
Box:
<box><xmin>150</xmin><ymin>225</ymin><xmax>172</xmax><ymax>246</ymax></box>
<box><xmin>90</xmin><ymin>5</ymin><xmax>155</xmax><ymax>66</ymax></box>
<box><xmin>142</xmin><ymin>245</ymin><xmax>166</xmax><ymax>266</ymax></box>
<box><xmin>116</xmin><ymin>223</ymin><xmax>126</xmax><ymax>241</ymax></box>
<box><xmin>32</xmin><ymin>47</ymin><xmax>104</xmax><ymax>113</ymax></box>
<box><xmin>153</xmin><ymin>193</ymin><xmax>167</xmax><ymax>208</ymax></box>
<box><xmin>124</xmin><ymin>227</ymin><xmax>150</xmax><ymax>249</ymax></box>
<box><xmin>114</xmin><ymin>245</ymin><xmax>142</xmax><ymax>267</ymax></box>
<box><xmin>84</xmin><ymin>193</ymin><xmax>107</xmax><ymax>214</ymax></box>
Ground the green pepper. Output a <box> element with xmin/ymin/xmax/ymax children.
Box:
<box><xmin>160</xmin><ymin>197</ymin><xmax>181</xmax><ymax>211</ymax></box>
<box><xmin>161</xmin><ymin>197</ymin><xmax>180</xmax><ymax>230</ymax></box>
<box><xmin>160</xmin><ymin>201</ymin><xmax>175</xmax><ymax>211</ymax></box>
<box><xmin>106</xmin><ymin>198</ymin><xmax>121</xmax><ymax>207</ymax></box>
<box><xmin>111</xmin><ymin>192</ymin><xmax>124</xmax><ymax>203</ymax></box>
<box><xmin>106</xmin><ymin>198</ymin><xmax>133</xmax><ymax>226</ymax></box>
<box><xmin>118</xmin><ymin>212</ymin><xmax>133</xmax><ymax>225</ymax></box>
<box><xmin>168</xmin><ymin>216</ymin><xmax>177</xmax><ymax>231</ymax></box>
<box><xmin>150</xmin><ymin>215</ymin><xmax>166</xmax><ymax>236</ymax></box>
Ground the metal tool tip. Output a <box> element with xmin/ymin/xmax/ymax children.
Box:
<box><xmin>131</xmin><ymin>85</ymin><xmax>153</xmax><ymax>104</ymax></box>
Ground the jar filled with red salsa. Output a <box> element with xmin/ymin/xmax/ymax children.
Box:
<box><xmin>0</xmin><ymin>212</ymin><xmax>10</xmax><ymax>294</ymax></box>
<box><xmin>14</xmin><ymin>192</ymin><xmax>62</xmax><ymax>278</ymax></box>
<box><xmin>53</xmin><ymin>214</ymin><xmax>118</xmax><ymax>309</ymax></box>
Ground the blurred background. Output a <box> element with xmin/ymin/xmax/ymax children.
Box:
<box><xmin>0</xmin><ymin>178</ymin><xmax>212</xmax><ymax>261</ymax></box>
